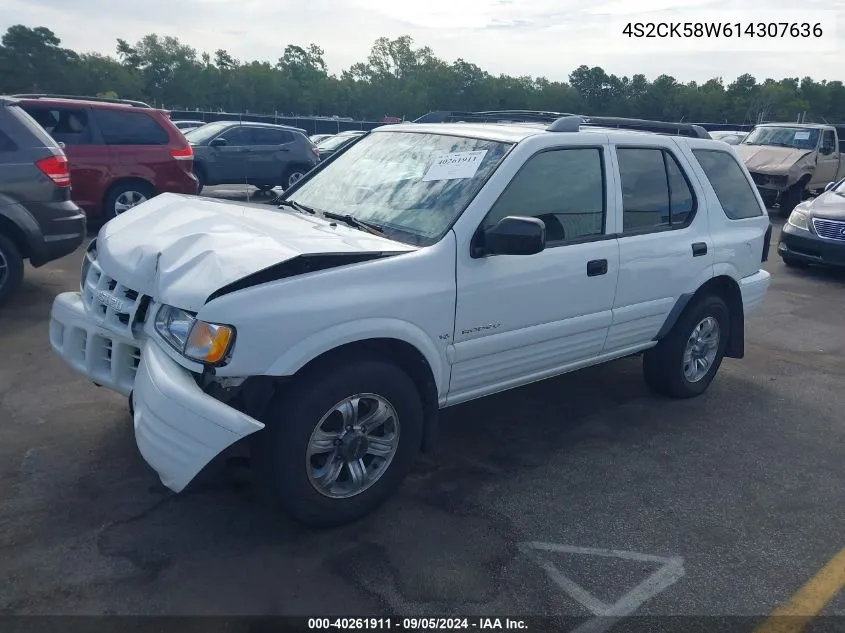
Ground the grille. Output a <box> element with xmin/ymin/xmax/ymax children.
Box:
<box><xmin>812</xmin><ymin>217</ymin><xmax>845</xmax><ymax>242</ymax></box>
<box><xmin>80</xmin><ymin>253</ymin><xmax>148</xmax><ymax>338</ymax></box>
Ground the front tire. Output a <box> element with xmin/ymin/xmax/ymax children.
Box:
<box><xmin>254</xmin><ymin>358</ymin><xmax>423</xmax><ymax>527</ymax></box>
<box><xmin>643</xmin><ymin>295</ymin><xmax>730</xmax><ymax>399</ymax></box>
<box><xmin>779</xmin><ymin>184</ymin><xmax>804</xmax><ymax>215</ymax></box>
<box><xmin>0</xmin><ymin>233</ymin><xmax>24</xmax><ymax>308</ymax></box>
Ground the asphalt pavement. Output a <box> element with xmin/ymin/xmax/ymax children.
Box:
<box><xmin>1</xmin><ymin>197</ymin><xmax>844</xmax><ymax>629</ymax></box>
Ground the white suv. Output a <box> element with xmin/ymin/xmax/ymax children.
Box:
<box><xmin>49</xmin><ymin>114</ymin><xmax>772</xmax><ymax>527</ymax></box>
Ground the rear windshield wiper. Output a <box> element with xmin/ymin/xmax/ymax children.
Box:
<box><xmin>321</xmin><ymin>211</ymin><xmax>384</xmax><ymax>235</ymax></box>
<box><xmin>276</xmin><ymin>199</ymin><xmax>317</xmax><ymax>214</ymax></box>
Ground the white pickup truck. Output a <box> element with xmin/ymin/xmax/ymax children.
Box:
<box><xmin>49</xmin><ymin>114</ymin><xmax>772</xmax><ymax>527</ymax></box>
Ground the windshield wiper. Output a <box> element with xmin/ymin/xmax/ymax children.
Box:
<box><xmin>276</xmin><ymin>199</ymin><xmax>316</xmax><ymax>214</ymax></box>
<box><xmin>321</xmin><ymin>211</ymin><xmax>384</xmax><ymax>234</ymax></box>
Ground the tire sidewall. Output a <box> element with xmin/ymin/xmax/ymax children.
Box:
<box><xmin>258</xmin><ymin>358</ymin><xmax>423</xmax><ymax>527</ymax></box>
<box><xmin>106</xmin><ymin>182</ymin><xmax>155</xmax><ymax>220</ymax></box>
<box><xmin>282</xmin><ymin>168</ymin><xmax>306</xmax><ymax>191</ymax></box>
<box><xmin>0</xmin><ymin>233</ymin><xmax>24</xmax><ymax>307</ymax></box>
<box><xmin>671</xmin><ymin>296</ymin><xmax>730</xmax><ymax>396</ymax></box>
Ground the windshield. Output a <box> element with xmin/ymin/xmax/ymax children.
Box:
<box><xmin>184</xmin><ymin>122</ymin><xmax>230</xmax><ymax>143</ymax></box>
<box><xmin>742</xmin><ymin>126</ymin><xmax>819</xmax><ymax>150</ymax></box>
<box><xmin>288</xmin><ymin>131</ymin><xmax>512</xmax><ymax>246</ymax></box>
<box><xmin>317</xmin><ymin>134</ymin><xmax>359</xmax><ymax>151</ymax></box>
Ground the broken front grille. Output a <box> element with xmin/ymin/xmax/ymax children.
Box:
<box><xmin>80</xmin><ymin>255</ymin><xmax>149</xmax><ymax>339</ymax></box>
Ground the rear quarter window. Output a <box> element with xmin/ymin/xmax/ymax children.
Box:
<box><xmin>94</xmin><ymin>109</ymin><xmax>170</xmax><ymax>145</ymax></box>
<box><xmin>692</xmin><ymin>149</ymin><xmax>764</xmax><ymax>220</ymax></box>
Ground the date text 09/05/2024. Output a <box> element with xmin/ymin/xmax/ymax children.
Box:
<box><xmin>308</xmin><ymin>617</ymin><xmax>528</xmax><ymax>630</ymax></box>
<box><xmin>622</xmin><ymin>22</ymin><xmax>823</xmax><ymax>38</ymax></box>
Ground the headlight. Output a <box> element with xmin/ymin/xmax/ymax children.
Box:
<box><xmin>787</xmin><ymin>207</ymin><xmax>811</xmax><ymax>231</ymax></box>
<box><xmin>154</xmin><ymin>305</ymin><xmax>235</xmax><ymax>365</ymax></box>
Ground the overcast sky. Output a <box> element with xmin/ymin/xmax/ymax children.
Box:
<box><xmin>3</xmin><ymin>0</ymin><xmax>844</xmax><ymax>83</ymax></box>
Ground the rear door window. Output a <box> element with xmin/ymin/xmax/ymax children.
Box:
<box><xmin>252</xmin><ymin>127</ymin><xmax>294</xmax><ymax>145</ymax></box>
<box><xmin>23</xmin><ymin>106</ymin><xmax>95</xmax><ymax>146</ymax></box>
<box><xmin>93</xmin><ymin>109</ymin><xmax>170</xmax><ymax>145</ymax></box>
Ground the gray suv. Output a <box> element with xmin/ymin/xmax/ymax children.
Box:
<box><xmin>0</xmin><ymin>96</ymin><xmax>86</xmax><ymax>306</ymax></box>
<box><xmin>186</xmin><ymin>121</ymin><xmax>320</xmax><ymax>194</ymax></box>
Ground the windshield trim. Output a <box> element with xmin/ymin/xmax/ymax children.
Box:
<box><xmin>287</xmin><ymin>129</ymin><xmax>516</xmax><ymax>247</ymax></box>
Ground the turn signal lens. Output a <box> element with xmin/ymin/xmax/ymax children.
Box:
<box><xmin>185</xmin><ymin>321</ymin><xmax>234</xmax><ymax>364</ymax></box>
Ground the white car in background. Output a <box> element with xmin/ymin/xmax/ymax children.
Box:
<box><xmin>709</xmin><ymin>130</ymin><xmax>749</xmax><ymax>145</ymax></box>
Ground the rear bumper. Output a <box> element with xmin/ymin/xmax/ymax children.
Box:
<box><xmin>31</xmin><ymin>207</ymin><xmax>87</xmax><ymax>266</ymax></box>
<box><xmin>739</xmin><ymin>269</ymin><xmax>771</xmax><ymax>316</ymax></box>
<box><xmin>161</xmin><ymin>169</ymin><xmax>199</xmax><ymax>196</ymax></box>
<box><xmin>133</xmin><ymin>341</ymin><xmax>265</xmax><ymax>492</ymax></box>
<box><xmin>778</xmin><ymin>223</ymin><xmax>845</xmax><ymax>267</ymax></box>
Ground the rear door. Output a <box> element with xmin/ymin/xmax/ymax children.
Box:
<box><xmin>20</xmin><ymin>104</ymin><xmax>108</xmax><ymax>213</ymax></box>
<box><xmin>249</xmin><ymin>127</ymin><xmax>295</xmax><ymax>183</ymax></box>
<box><xmin>604</xmin><ymin>141</ymin><xmax>713</xmax><ymax>352</ymax></box>
<box><xmin>90</xmin><ymin>108</ymin><xmax>171</xmax><ymax>168</ymax></box>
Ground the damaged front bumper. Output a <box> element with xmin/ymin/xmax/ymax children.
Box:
<box><xmin>49</xmin><ymin>290</ymin><xmax>265</xmax><ymax>492</ymax></box>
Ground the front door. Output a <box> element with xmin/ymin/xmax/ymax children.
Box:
<box><xmin>813</xmin><ymin>129</ymin><xmax>840</xmax><ymax>189</ymax></box>
<box><xmin>249</xmin><ymin>127</ymin><xmax>296</xmax><ymax>184</ymax></box>
<box><xmin>449</xmin><ymin>146</ymin><xmax>620</xmax><ymax>405</ymax></box>
<box><xmin>209</xmin><ymin>125</ymin><xmax>254</xmax><ymax>184</ymax></box>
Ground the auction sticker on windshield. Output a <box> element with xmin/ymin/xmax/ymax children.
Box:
<box><xmin>422</xmin><ymin>150</ymin><xmax>488</xmax><ymax>181</ymax></box>
<box><xmin>794</xmin><ymin>131</ymin><xmax>811</xmax><ymax>140</ymax></box>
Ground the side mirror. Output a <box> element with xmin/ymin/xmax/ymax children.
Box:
<box><xmin>474</xmin><ymin>216</ymin><xmax>546</xmax><ymax>257</ymax></box>
<box><xmin>825</xmin><ymin>181</ymin><xmax>836</xmax><ymax>192</ymax></box>
<box><xmin>209</xmin><ymin>137</ymin><xmax>228</xmax><ymax>147</ymax></box>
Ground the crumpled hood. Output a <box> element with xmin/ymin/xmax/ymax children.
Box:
<box><xmin>734</xmin><ymin>144</ymin><xmax>814</xmax><ymax>173</ymax></box>
<box><xmin>96</xmin><ymin>193</ymin><xmax>415</xmax><ymax>311</ymax></box>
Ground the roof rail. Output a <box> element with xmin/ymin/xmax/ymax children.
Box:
<box><xmin>416</xmin><ymin>110</ymin><xmax>711</xmax><ymax>138</ymax></box>
<box><xmin>579</xmin><ymin>116</ymin><xmax>712</xmax><ymax>138</ymax></box>
<box><xmin>11</xmin><ymin>94</ymin><xmax>152</xmax><ymax>108</ymax></box>
<box><xmin>414</xmin><ymin>110</ymin><xmax>578</xmax><ymax>124</ymax></box>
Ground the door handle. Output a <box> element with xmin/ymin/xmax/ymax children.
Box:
<box><xmin>587</xmin><ymin>259</ymin><xmax>608</xmax><ymax>277</ymax></box>
<box><xmin>692</xmin><ymin>242</ymin><xmax>707</xmax><ymax>257</ymax></box>
<box><xmin>279</xmin><ymin>147</ymin><xmax>291</xmax><ymax>152</ymax></box>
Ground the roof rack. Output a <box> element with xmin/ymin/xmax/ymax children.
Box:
<box><xmin>414</xmin><ymin>110</ymin><xmax>578</xmax><ymax>124</ymax></box>
<box><xmin>11</xmin><ymin>94</ymin><xmax>152</xmax><ymax>108</ymax></box>
<box><xmin>579</xmin><ymin>116</ymin><xmax>711</xmax><ymax>138</ymax></box>
<box><xmin>414</xmin><ymin>110</ymin><xmax>712</xmax><ymax>138</ymax></box>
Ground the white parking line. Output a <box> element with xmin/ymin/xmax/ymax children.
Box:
<box><xmin>519</xmin><ymin>542</ymin><xmax>685</xmax><ymax>633</ymax></box>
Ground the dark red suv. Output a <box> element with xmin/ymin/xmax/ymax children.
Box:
<box><xmin>14</xmin><ymin>94</ymin><xmax>198</xmax><ymax>221</ymax></box>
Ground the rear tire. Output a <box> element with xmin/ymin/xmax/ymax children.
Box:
<box><xmin>253</xmin><ymin>358</ymin><xmax>423</xmax><ymax>528</ymax></box>
<box><xmin>0</xmin><ymin>233</ymin><xmax>24</xmax><ymax>308</ymax></box>
<box><xmin>104</xmin><ymin>181</ymin><xmax>156</xmax><ymax>220</ymax></box>
<box><xmin>281</xmin><ymin>167</ymin><xmax>307</xmax><ymax>191</ymax></box>
<box><xmin>643</xmin><ymin>295</ymin><xmax>730</xmax><ymax>399</ymax></box>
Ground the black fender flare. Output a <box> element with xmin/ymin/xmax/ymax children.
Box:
<box><xmin>655</xmin><ymin>283</ymin><xmax>745</xmax><ymax>359</ymax></box>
